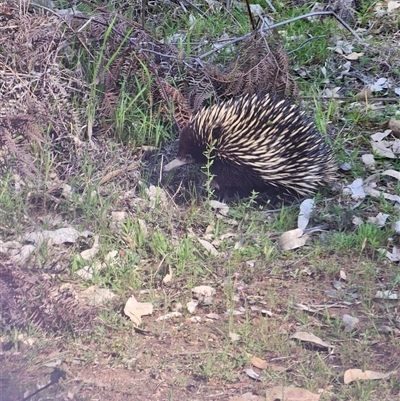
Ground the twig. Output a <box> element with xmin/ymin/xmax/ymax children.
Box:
<box><xmin>177</xmin><ymin>0</ymin><xmax>206</xmax><ymax>17</ymax></box>
<box><xmin>265</xmin><ymin>11</ymin><xmax>363</xmax><ymax>42</ymax></box>
<box><xmin>303</xmin><ymin>96</ymin><xmax>400</xmax><ymax>103</ymax></box>
<box><xmin>198</xmin><ymin>33</ymin><xmax>252</xmax><ymax>60</ymax></box>
<box><xmin>244</xmin><ymin>0</ymin><xmax>256</xmax><ymax>30</ymax></box>
<box><xmin>198</xmin><ymin>10</ymin><xmax>363</xmax><ymax>60</ymax></box>
<box><xmin>99</xmin><ymin>160</ymin><xmax>141</xmax><ymax>185</ymax></box>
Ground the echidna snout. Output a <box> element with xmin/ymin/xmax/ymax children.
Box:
<box><xmin>164</xmin><ymin>93</ymin><xmax>336</xmax><ymax>198</ymax></box>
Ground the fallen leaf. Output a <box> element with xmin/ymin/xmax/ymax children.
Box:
<box><xmin>356</xmin><ymin>87</ymin><xmax>372</xmax><ymax>100</ymax></box>
<box><xmin>251</xmin><ymin>356</ymin><xmax>268</xmax><ymax>369</ymax></box>
<box><xmin>343</xmin><ymin>369</ymin><xmax>390</xmax><ymax>384</ymax></box>
<box><xmin>388</xmin><ymin>118</ymin><xmax>400</xmax><ymax>136</ymax></box>
<box><xmin>363</xmin><ymin>179</ymin><xmax>400</xmax><ymax>203</ymax></box>
<box><xmin>192</xmin><ymin>285</ymin><xmax>216</xmax><ymax>298</ymax></box>
<box><xmin>206</xmin><ymin>313</ymin><xmax>220</xmax><ymax>320</ymax></box>
<box><xmin>79</xmin><ymin>286</ymin><xmax>116</xmax><ymax>306</ymax></box>
<box><xmin>367</xmin><ymin>212</ymin><xmax>390</xmax><ymax>227</ymax></box>
<box><xmin>387</xmin><ymin>1</ymin><xmax>400</xmax><ymax>13</ymax></box>
<box><xmin>375</xmin><ymin>290</ymin><xmax>398</xmax><ymax>300</ymax></box>
<box><xmin>80</xmin><ymin>235</ymin><xmax>100</xmax><ymax>260</ymax></box>
<box><xmin>23</xmin><ymin>227</ymin><xmax>93</xmax><ymax>247</ymax></box>
<box><xmin>370</xmin><ymin>140</ymin><xmax>395</xmax><ymax>158</ymax></box>
<box><xmin>229</xmin><ymin>332</ymin><xmax>240</xmax><ymax>342</ymax></box>
<box><xmin>163</xmin><ymin>265</ymin><xmax>173</xmax><ymax>283</ymax></box>
<box><xmin>344</xmin><ymin>52</ymin><xmax>363</xmax><ymax>60</ymax></box>
<box><xmin>342</xmin><ymin>314</ymin><xmax>360</xmax><ymax>331</ymax></box>
<box><xmin>382</xmin><ymin>169</ymin><xmax>400</xmax><ymax>181</ymax></box>
<box><xmin>297</xmin><ymin>199</ymin><xmax>314</xmax><ymax>230</ymax></box>
<box><xmin>124</xmin><ymin>295</ymin><xmax>154</xmax><ymax>326</ymax></box>
<box><xmin>291</xmin><ymin>332</ymin><xmax>333</xmax><ymax>349</ymax></box>
<box><xmin>245</xmin><ymin>369</ymin><xmax>264</xmax><ymax>381</ymax></box>
<box><xmin>229</xmin><ymin>392</ymin><xmax>262</xmax><ymax>401</ymax></box>
<box><xmin>209</xmin><ymin>200</ymin><xmax>229</xmax><ymax>216</ymax></box>
<box><xmin>198</xmin><ymin>238</ymin><xmax>220</xmax><ymax>256</ymax></box>
<box><xmin>265</xmin><ymin>386</ymin><xmax>320</xmax><ymax>401</ymax></box>
<box><xmin>279</xmin><ymin>228</ymin><xmax>310</xmax><ymax>250</ymax></box>
<box><xmin>145</xmin><ymin>185</ymin><xmax>169</xmax><ymax>209</ymax></box>
<box><xmin>370</xmin><ymin>77</ymin><xmax>388</xmax><ymax>92</ymax></box>
<box><xmin>343</xmin><ymin>178</ymin><xmax>366</xmax><ymax>200</ymax></box>
<box><xmin>361</xmin><ymin>154</ymin><xmax>375</xmax><ymax>168</ymax></box>
<box><xmin>156</xmin><ymin>311</ymin><xmax>182</xmax><ymax>321</ymax></box>
<box><xmin>187</xmin><ymin>301</ymin><xmax>198</xmax><ymax>314</ymax></box>
<box><xmin>75</xmin><ymin>265</ymin><xmax>94</xmax><ymax>280</ymax></box>
<box><xmin>352</xmin><ymin>216</ymin><xmax>363</xmax><ymax>226</ymax></box>
<box><xmin>269</xmin><ymin>363</ymin><xmax>287</xmax><ymax>372</ymax></box>
<box><xmin>371</xmin><ymin>130</ymin><xmax>391</xmax><ymax>141</ymax></box>
<box><xmin>322</xmin><ymin>87</ymin><xmax>341</xmax><ymax>98</ymax></box>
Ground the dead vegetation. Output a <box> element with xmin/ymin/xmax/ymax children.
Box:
<box><xmin>0</xmin><ymin>0</ymin><xmax>296</xmax><ymax>179</ymax></box>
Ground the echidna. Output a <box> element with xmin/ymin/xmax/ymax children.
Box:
<box><xmin>164</xmin><ymin>94</ymin><xmax>336</xmax><ymax>199</ymax></box>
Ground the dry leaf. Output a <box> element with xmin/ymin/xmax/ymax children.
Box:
<box><xmin>388</xmin><ymin>118</ymin><xmax>400</xmax><ymax>136</ymax></box>
<box><xmin>344</xmin><ymin>52</ymin><xmax>363</xmax><ymax>60</ymax></box>
<box><xmin>361</xmin><ymin>154</ymin><xmax>375</xmax><ymax>168</ymax></box>
<box><xmin>356</xmin><ymin>87</ymin><xmax>372</xmax><ymax>100</ymax></box>
<box><xmin>124</xmin><ymin>295</ymin><xmax>154</xmax><ymax>326</ymax></box>
<box><xmin>251</xmin><ymin>356</ymin><xmax>268</xmax><ymax>369</ymax></box>
<box><xmin>279</xmin><ymin>228</ymin><xmax>310</xmax><ymax>250</ymax></box>
<box><xmin>343</xmin><ymin>178</ymin><xmax>366</xmax><ymax>200</ymax></box>
<box><xmin>229</xmin><ymin>393</ymin><xmax>262</xmax><ymax>401</ymax></box>
<box><xmin>209</xmin><ymin>200</ymin><xmax>229</xmax><ymax>216</ymax></box>
<box><xmin>163</xmin><ymin>265</ymin><xmax>173</xmax><ymax>283</ymax></box>
<box><xmin>269</xmin><ymin>363</ymin><xmax>287</xmax><ymax>372</ymax></box>
<box><xmin>291</xmin><ymin>332</ymin><xmax>333</xmax><ymax>349</ymax></box>
<box><xmin>79</xmin><ymin>286</ymin><xmax>116</xmax><ymax>306</ymax></box>
<box><xmin>375</xmin><ymin>290</ymin><xmax>398</xmax><ymax>300</ymax></box>
<box><xmin>363</xmin><ymin>179</ymin><xmax>400</xmax><ymax>203</ymax></box>
<box><xmin>379</xmin><ymin>247</ymin><xmax>400</xmax><ymax>262</ymax></box>
<box><xmin>371</xmin><ymin>130</ymin><xmax>391</xmax><ymax>141</ymax></box>
<box><xmin>343</xmin><ymin>368</ymin><xmax>390</xmax><ymax>384</ymax></box>
<box><xmin>192</xmin><ymin>285</ymin><xmax>216</xmax><ymax>298</ymax></box>
<box><xmin>198</xmin><ymin>238</ymin><xmax>220</xmax><ymax>255</ymax></box>
<box><xmin>388</xmin><ymin>1</ymin><xmax>400</xmax><ymax>13</ymax></box>
<box><xmin>156</xmin><ymin>311</ymin><xmax>182</xmax><ymax>321</ymax></box>
<box><xmin>382</xmin><ymin>169</ymin><xmax>400</xmax><ymax>181</ymax></box>
<box><xmin>370</xmin><ymin>77</ymin><xmax>388</xmax><ymax>92</ymax></box>
<box><xmin>23</xmin><ymin>227</ymin><xmax>92</xmax><ymax>247</ymax></box>
<box><xmin>75</xmin><ymin>265</ymin><xmax>94</xmax><ymax>280</ymax></box>
<box><xmin>245</xmin><ymin>369</ymin><xmax>264</xmax><ymax>381</ymax></box>
<box><xmin>265</xmin><ymin>386</ymin><xmax>320</xmax><ymax>401</ymax></box>
<box><xmin>145</xmin><ymin>185</ymin><xmax>169</xmax><ymax>209</ymax></box>
<box><xmin>187</xmin><ymin>301</ymin><xmax>198</xmax><ymax>314</ymax></box>
<box><xmin>367</xmin><ymin>212</ymin><xmax>390</xmax><ymax>227</ymax></box>
<box><xmin>298</xmin><ymin>199</ymin><xmax>314</xmax><ymax>230</ymax></box>
<box><xmin>229</xmin><ymin>332</ymin><xmax>240</xmax><ymax>342</ymax></box>
<box><xmin>370</xmin><ymin>140</ymin><xmax>395</xmax><ymax>158</ymax></box>
<box><xmin>342</xmin><ymin>314</ymin><xmax>360</xmax><ymax>331</ymax></box>
<box><xmin>80</xmin><ymin>235</ymin><xmax>100</xmax><ymax>260</ymax></box>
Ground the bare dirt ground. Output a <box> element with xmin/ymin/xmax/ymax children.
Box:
<box><xmin>2</xmin><ymin>254</ymin><xmax>400</xmax><ymax>400</ymax></box>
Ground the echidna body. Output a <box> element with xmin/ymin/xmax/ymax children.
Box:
<box><xmin>164</xmin><ymin>94</ymin><xmax>336</xmax><ymax>198</ymax></box>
